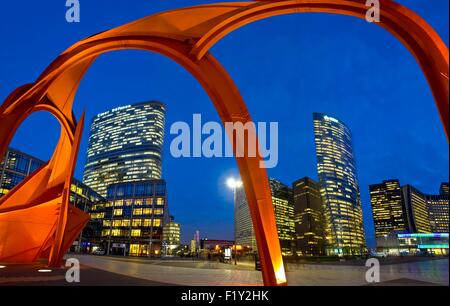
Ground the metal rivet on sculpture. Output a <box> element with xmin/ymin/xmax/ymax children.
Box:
<box><xmin>0</xmin><ymin>1</ymin><xmax>448</xmax><ymax>286</ymax></box>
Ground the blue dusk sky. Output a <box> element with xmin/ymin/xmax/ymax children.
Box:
<box><xmin>0</xmin><ymin>1</ymin><xmax>448</xmax><ymax>246</ymax></box>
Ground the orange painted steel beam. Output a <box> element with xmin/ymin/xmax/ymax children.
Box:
<box><xmin>189</xmin><ymin>0</ymin><xmax>449</xmax><ymax>139</ymax></box>
<box><xmin>0</xmin><ymin>1</ymin><xmax>448</xmax><ymax>286</ymax></box>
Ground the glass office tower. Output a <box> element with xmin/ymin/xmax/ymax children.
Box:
<box><xmin>269</xmin><ymin>179</ymin><xmax>295</xmax><ymax>256</ymax></box>
<box><xmin>162</xmin><ymin>216</ymin><xmax>181</xmax><ymax>255</ymax></box>
<box><xmin>401</xmin><ymin>185</ymin><xmax>432</xmax><ymax>233</ymax></box>
<box><xmin>235</xmin><ymin>186</ymin><xmax>258</xmax><ymax>251</ymax></box>
<box><xmin>369</xmin><ymin>180</ymin><xmax>409</xmax><ymax>238</ymax></box>
<box><xmin>0</xmin><ymin>148</ymin><xmax>44</xmax><ymax>196</ymax></box>
<box><xmin>235</xmin><ymin>178</ymin><xmax>295</xmax><ymax>256</ymax></box>
<box><xmin>313</xmin><ymin>113</ymin><xmax>366</xmax><ymax>255</ymax></box>
<box><xmin>427</xmin><ymin>194</ymin><xmax>449</xmax><ymax>233</ymax></box>
<box><xmin>93</xmin><ymin>180</ymin><xmax>170</xmax><ymax>256</ymax></box>
<box><xmin>83</xmin><ymin>101</ymin><xmax>165</xmax><ymax>197</ymax></box>
<box><xmin>293</xmin><ymin>177</ymin><xmax>326</xmax><ymax>256</ymax></box>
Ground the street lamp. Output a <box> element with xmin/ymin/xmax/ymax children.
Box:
<box><xmin>227</xmin><ymin>177</ymin><xmax>243</xmax><ymax>265</ymax></box>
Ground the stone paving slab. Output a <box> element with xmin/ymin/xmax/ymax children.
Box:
<box><xmin>1</xmin><ymin>256</ymin><xmax>447</xmax><ymax>286</ymax></box>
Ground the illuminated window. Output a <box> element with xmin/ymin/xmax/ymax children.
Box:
<box><xmin>157</xmin><ymin>198</ymin><xmax>164</xmax><ymax>205</ymax></box>
<box><xmin>131</xmin><ymin>229</ymin><xmax>141</xmax><ymax>237</ymax></box>
<box><xmin>114</xmin><ymin>209</ymin><xmax>123</xmax><ymax>216</ymax></box>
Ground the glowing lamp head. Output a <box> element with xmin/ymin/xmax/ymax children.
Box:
<box><xmin>227</xmin><ymin>178</ymin><xmax>243</xmax><ymax>189</ymax></box>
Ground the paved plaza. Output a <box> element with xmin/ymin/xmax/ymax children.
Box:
<box><xmin>0</xmin><ymin>255</ymin><xmax>447</xmax><ymax>286</ymax></box>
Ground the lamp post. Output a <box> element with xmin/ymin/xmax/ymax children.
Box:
<box><xmin>227</xmin><ymin>177</ymin><xmax>243</xmax><ymax>266</ymax></box>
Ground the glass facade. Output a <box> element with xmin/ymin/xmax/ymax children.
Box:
<box><xmin>269</xmin><ymin>179</ymin><xmax>295</xmax><ymax>256</ymax></box>
<box><xmin>370</xmin><ymin>180</ymin><xmax>409</xmax><ymax>238</ymax></box>
<box><xmin>293</xmin><ymin>177</ymin><xmax>326</xmax><ymax>256</ymax></box>
<box><xmin>313</xmin><ymin>113</ymin><xmax>366</xmax><ymax>255</ymax></box>
<box><xmin>92</xmin><ymin>180</ymin><xmax>170</xmax><ymax>256</ymax></box>
<box><xmin>0</xmin><ymin>148</ymin><xmax>45</xmax><ymax>196</ymax></box>
<box><xmin>235</xmin><ymin>178</ymin><xmax>295</xmax><ymax>256</ymax></box>
<box><xmin>162</xmin><ymin>217</ymin><xmax>181</xmax><ymax>254</ymax></box>
<box><xmin>83</xmin><ymin>101</ymin><xmax>166</xmax><ymax>197</ymax></box>
<box><xmin>70</xmin><ymin>179</ymin><xmax>106</xmax><ymax>253</ymax></box>
<box><xmin>397</xmin><ymin>233</ymin><xmax>449</xmax><ymax>255</ymax></box>
<box><xmin>401</xmin><ymin>185</ymin><xmax>431</xmax><ymax>233</ymax></box>
<box><xmin>235</xmin><ymin>185</ymin><xmax>257</xmax><ymax>251</ymax></box>
<box><xmin>427</xmin><ymin>194</ymin><xmax>449</xmax><ymax>233</ymax></box>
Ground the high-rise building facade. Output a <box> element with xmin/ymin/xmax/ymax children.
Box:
<box><xmin>94</xmin><ymin>180</ymin><xmax>170</xmax><ymax>256</ymax></box>
<box><xmin>371</xmin><ymin>180</ymin><xmax>448</xmax><ymax>239</ymax></box>
<box><xmin>269</xmin><ymin>179</ymin><xmax>295</xmax><ymax>256</ymax></box>
<box><xmin>401</xmin><ymin>185</ymin><xmax>431</xmax><ymax>233</ymax></box>
<box><xmin>313</xmin><ymin>113</ymin><xmax>366</xmax><ymax>255</ymax></box>
<box><xmin>293</xmin><ymin>177</ymin><xmax>326</xmax><ymax>256</ymax></box>
<box><xmin>162</xmin><ymin>216</ymin><xmax>181</xmax><ymax>254</ymax></box>
<box><xmin>70</xmin><ymin>179</ymin><xmax>106</xmax><ymax>253</ymax></box>
<box><xmin>235</xmin><ymin>185</ymin><xmax>258</xmax><ymax>251</ymax></box>
<box><xmin>83</xmin><ymin>101</ymin><xmax>165</xmax><ymax>197</ymax></box>
<box><xmin>235</xmin><ymin>178</ymin><xmax>295</xmax><ymax>256</ymax></box>
<box><xmin>427</xmin><ymin>194</ymin><xmax>449</xmax><ymax>233</ymax></box>
<box><xmin>0</xmin><ymin>148</ymin><xmax>44</xmax><ymax>197</ymax></box>
<box><xmin>440</xmin><ymin>183</ymin><xmax>449</xmax><ymax>196</ymax></box>
<box><xmin>369</xmin><ymin>180</ymin><xmax>409</xmax><ymax>238</ymax></box>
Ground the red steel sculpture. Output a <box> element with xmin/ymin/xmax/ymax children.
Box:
<box><xmin>0</xmin><ymin>1</ymin><xmax>448</xmax><ymax>286</ymax></box>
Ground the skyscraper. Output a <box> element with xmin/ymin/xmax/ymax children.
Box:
<box><xmin>313</xmin><ymin>113</ymin><xmax>366</xmax><ymax>255</ymax></box>
<box><xmin>235</xmin><ymin>178</ymin><xmax>295</xmax><ymax>255</ymax></box>
<box><xmin>269</xmin><ymin>179</ymin><xmax>295</xmax><ymax>256</ymax></box>
<box><xmin>401</xmin><ymin>185</ymin><xmax>431</xmax><ymax>233</ymax></box>
<box><xmin>83</xmin><ymin>101</ymin><xmax>165</xmax><ymax>196</ymax></box>
<box><xmin>440</xmin><ymin>182</ymin><xmax>449</xmax><ymax>196</ymax></box>
<box><xmin>427</xmin><ymin>194</ymin><xmax>449</xmax><ymax>233</ymax></box>
<box><xmin>370</xmin><ymin>180</ymin><xmax>448</xmax><ymax>237</ymax></box>
<box><xmin>293</xmin><ymin>177</ymin><xmax>326</xmax><ymax>256</ymax></box>
<box><xmin>162</xmin><ymin>216</ymin><xmax>181</xmax><ymax>255</ymax></box>
<box><xmin>369</xmin><ymin>180</ymin><xmax>409</xmax><ymax>238</ymax></box>
<box><xmin>235</xmin><ymin>185</ymin><xmax>257</xmax><ymax>251</ymax></box>
<box><xmin>97</xmin><ymin>180</ymin><xmax>170</xmax><ymax>256</ymax></box>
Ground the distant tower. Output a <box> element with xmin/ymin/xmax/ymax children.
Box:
<box><xmin>313</xmin><ymin>113</ymin><xmax>366</xmax><ymax>256</ymax></box>
<box><xmin>369</xmin><ymin>180</ymin><xmax>409</xmax><ymax>238</ymax></box>
<box><xmin>194</xmin><ymin>230</ymin><xmax>201</xmax><ymax>248</ymax></box>
<box><xmin>293</xmin><ymin>177</ymin><xmax>326</xmax><ymax>256</ymax></box>
<box><xmin>440</xmin><ymin>182</ymin><xmax>449</xmax><ymax>196</ymax></box>
<box><xmin>234</xmin><ymin>178</ymin><xmax>295</xmax><ymax>255</ymax></box>
<box><xmin>83</xmin><ymin>101</ymin><xmax>165</xmax><ymax>196</ymax></box>
<box><xmin>401</xmin><ymin>185</ymin><xmax>431</xmax><ymax>233</ymax></box>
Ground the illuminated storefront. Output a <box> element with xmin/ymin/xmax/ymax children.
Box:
<box><xmin>83</xmin><ymin>101</ymin><xmax>166</xmax><ymax>197</ymax></box>
<box><xmin>378</xmin><ymin>233</ymin><xmax>449</xmax><ymax>256</ymax></box>
<box><xmin>313</xmin><ymin>113</ymin><xmax>366</xmax><ymax>256</ymax></box>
